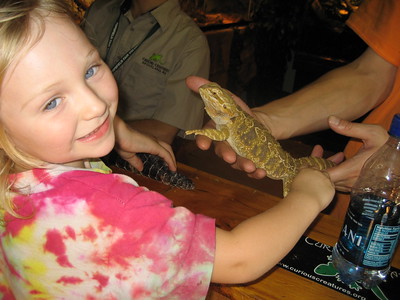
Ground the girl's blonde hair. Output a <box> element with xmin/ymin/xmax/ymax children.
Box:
<box><xmin>0</xmin><ymin>0</ymin><xmax>74</xmax><ymax>219</ymax></box>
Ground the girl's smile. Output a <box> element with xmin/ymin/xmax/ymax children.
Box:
<box><xmin>78</xmin><ymin>115</ymin><xmax>111</xmax><ymax>143</ymax></box>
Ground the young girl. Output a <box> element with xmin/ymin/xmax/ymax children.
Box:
<box><xmin>0</xmin><ymin>1</ymin><xmax>335</xmax><ymax>299</ymax></box>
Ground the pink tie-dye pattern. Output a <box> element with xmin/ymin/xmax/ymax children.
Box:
<box><xmin>92</xmin><ymin>272</ymin><xmax>109</xmax><ymax>292</ymax></box>
<box><xmin>0</xmin><ymin>164</ymin><xmax>215</xmax><ymax>299</ymax></box>
<box><xmin>44</xmin><ymin>229</ymin><xmax>74</xmax><ymax>268</ymax></box>
<box><xmin>65</xmin><ymin>226</ymin><xmax>76</xmax><ymax>240</ymax></box>
<box><xmin>56</xmin><ymin>276</ymin><xmax>83</xmax><ymax>285</ymax></box>
<box><xmin>82</xmin><ymin>225</ymin><xmax>98</xmax><ymax>242</ymax></box>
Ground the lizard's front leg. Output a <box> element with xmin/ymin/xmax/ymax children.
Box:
<box><xmin>186</xmin><ymin>127</ymin><xmax>230</xmax><ymax>141</ymax></box>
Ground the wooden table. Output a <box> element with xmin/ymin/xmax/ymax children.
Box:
<box><xmin>117</xmin><ymin>163</ymin><xmax>400</xmax><ymax>300</ymax></box>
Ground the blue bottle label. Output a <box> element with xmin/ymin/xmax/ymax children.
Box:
<box><xmin>363</xmin><ymin>225</ymin><xmax>400</xmax><ymax>267</ymax></box>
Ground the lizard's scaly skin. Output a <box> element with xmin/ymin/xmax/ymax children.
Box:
<box><xmin>186</xmin><ymin>82</ymin><xmax>335</xmax><ymax>196</ymax></box>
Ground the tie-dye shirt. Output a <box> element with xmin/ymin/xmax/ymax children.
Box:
<box><xmin>0</xmin><ymin>161</ymin><xmax>215</xmax><ymax>299</ymax></box>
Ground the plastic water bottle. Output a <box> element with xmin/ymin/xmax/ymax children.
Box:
<box><xmin>332</xmin><ymin>114</ymin><xmax>400</xmax><ymax>289</ymax></box>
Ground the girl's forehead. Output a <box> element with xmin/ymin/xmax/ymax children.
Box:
<box><xmin>1</xmin><ymin>15</ymin><xmax>93</xmax><ymax>101</ymax></box>
<box><xmin>8</xmin><ymin>16</ymin><xmax>89</xmax><ymax>72</ymax></box>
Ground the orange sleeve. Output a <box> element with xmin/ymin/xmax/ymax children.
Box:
<box><xmin>332</xmin><ymin>0</ymin><xmax>400</xmax><ymax>219</ymax></box>
<box><xmin>346</xmin><ymin>0</ymin><xmax>400</xmax><ymax>67</ymax></box>
<box><xmin>344</xmin><ymin>0</ymin><xmax>400</xmax><ymax>158</ymax></box>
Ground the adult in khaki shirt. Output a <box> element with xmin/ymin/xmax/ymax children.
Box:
<box><xmin>83</xmin><ymin>0</ymin><xmax>210</xmax><ymax>144</ymax></box>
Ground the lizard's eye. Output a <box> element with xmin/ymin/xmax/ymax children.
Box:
<box><xmin>222</xmin><ymin>104</ymin><xmax>227</xmax><ymax>109</ymax></box>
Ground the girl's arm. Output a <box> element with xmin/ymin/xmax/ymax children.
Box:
<box><xmin>211</xmin><ymin>168</ymin><xmax>335</xmax><ymax>284</ymax></box>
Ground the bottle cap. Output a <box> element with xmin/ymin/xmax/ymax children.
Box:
<box><xmin>389</xmin><ymin>114</ymin><xmax>400</xmax><ymax>138</ymax></box>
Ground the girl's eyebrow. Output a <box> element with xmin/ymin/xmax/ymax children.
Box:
<box><xmin>86</xmin><ymin>48</ymin><xmax>99</xmax><ymax>60</ymax></box>
<box><xmin>22</xmin><ymin>81</ymin><xmax>61</xmax><ymax>110</ymax></box>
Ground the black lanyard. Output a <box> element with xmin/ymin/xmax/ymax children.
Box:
<box><xmin>105</xmin><ymin>10</ymin><xmax>160</xmax><ymax>73</ymax></box>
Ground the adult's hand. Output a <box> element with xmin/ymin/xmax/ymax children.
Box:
<box><xmin>326</xmin><ymin>116</ymin><xmax>389</xmax><ymax>192</ymax></box>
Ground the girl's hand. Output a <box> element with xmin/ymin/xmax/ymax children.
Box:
<box><xmin>326</xmin><ymin>116</ymin><xmax>389</xmax><ymax>192</ymax></box>
<box><xmin>290</xmin><ymin>168</ymin><xmax>335</xmax><ymax>211</ymax></box>
<box><xmin>113</xmin><ymin>116</ymin><xmax>176</xmax><ymax>172</ymax></box>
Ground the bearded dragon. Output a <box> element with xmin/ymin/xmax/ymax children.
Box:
<box><xmin>186</xmin><ymin>82</ymin><xmax>334</xmax><ymax>196</ymax></box>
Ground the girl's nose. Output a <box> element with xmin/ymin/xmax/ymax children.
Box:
<box><xmin>78</xmin><ymin>86</ymin><xmax>108</xmax><ymax>120</ymax></box>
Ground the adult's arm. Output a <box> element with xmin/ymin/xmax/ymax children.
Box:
<box><xmin>255</xmin><ymin>47</ymin><xmax>396</xmax><ymax>140</ymax></box>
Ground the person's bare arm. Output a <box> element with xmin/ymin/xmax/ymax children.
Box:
<box><xmin>257</xmin><ymin>47</ymin><xmax>396</xmax><ymax>140</ymax></box>
<box><xmin>127</xmin><ymin>119</ymin><xmax>179</xmax><ymax>145</ymax></box>
<box><xmin>211</xmin><ymin>168</ymin><xmax>335</xmax><ymax>283</ymax></box>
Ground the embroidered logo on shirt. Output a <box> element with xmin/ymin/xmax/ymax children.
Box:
<box><xmin>149</xmin><ymin>53</ymin><xmax>165</xmax><ymax>65</ymax></box>
<box><xmin>142</xmin><ymin>53</ymin><xmax>169</xmax><ymax>75</ymax></box>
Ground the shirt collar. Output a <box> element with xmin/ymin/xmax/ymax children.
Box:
<box><xmin>124</xmin><ymin>0</ymin><xmax>179</xmax><ymax>31</ymax></box>
<box><xmin>151</xmin><ymin>0</ymin><xmax>179</xmax><ymax>30</ymax></box>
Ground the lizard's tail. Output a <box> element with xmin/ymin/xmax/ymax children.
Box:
<box><xmin>296</xmin><ymin>156</ymin><xmax>335</xmax><ymax>170</ymax></box>
<box><xmin>282</xmin><ymin>156</ymin><xmax>334</xmax><ymax>197</ymax></box>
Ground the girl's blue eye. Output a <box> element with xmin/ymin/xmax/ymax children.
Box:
<box><xmin>85</xmin><ymin>65</ymin><xmax>98</xmax><ymax>79</ymax></box>
<box><xmin>45</xmin><ymin>98</ymin><xmax>61</xmax><ymax>111</ymax></box>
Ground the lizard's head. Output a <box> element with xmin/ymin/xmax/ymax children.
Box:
<box><xmin>199</xmin><ymin>83</ymin><xmax>239</xmax><ymax>124</ymax></box>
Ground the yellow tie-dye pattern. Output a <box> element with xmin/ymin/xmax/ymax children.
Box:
<box><xmin>23</xmin><ymin>258</ymin><xmax>48</xmax><ymax>277</ymax></box>
<box><xmin>21</xmin><ymin>260</ymin><xmax>49</xmax><ymax>297</ymax></box>
<box><xmin>87</xmin><ymin>159</ymin><xmax>112</xmax><ymax>174</ymax></box>
<box><xmin>13</xmin><ymin>224</ymin><xmax>35</xmax><ymax>244</ymax></box>
<box><xmin>2</xmin><ymin>224</ymin><xmax>51</xmax><ymax>298</ymax></box>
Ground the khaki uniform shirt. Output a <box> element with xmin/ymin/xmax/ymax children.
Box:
<box><xmin>83</xmin><ymin>0</ymin><xmax>210</xmax><ymax>136</ymax></box>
